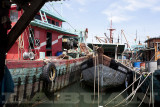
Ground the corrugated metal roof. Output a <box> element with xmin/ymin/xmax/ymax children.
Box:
<box><xmin>30</xmin><ymin>19</ymin><xmax>78</xmax><ymax>36</ymax></box>
<box><xmin>145</xmin><ymin>37</ymin><xmax>160</xmax><ymax>43</ymax></box>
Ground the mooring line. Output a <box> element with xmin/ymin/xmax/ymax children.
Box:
<box><xmin>113</xmin><ymin>72</ymin><xmax>152</xmax><ymax>107</ymax></box>
<box><xmin>104</xmin><ymin>74</ymin><xmax>143</xmax><ymax>107</ymax></box>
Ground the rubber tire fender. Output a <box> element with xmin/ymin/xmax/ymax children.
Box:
<box><xmin>42</xmin><ymin>63</ymin><xmax>57</xmax><ymax>82</ymax></box>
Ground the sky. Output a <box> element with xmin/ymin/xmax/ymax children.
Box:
<box><xmin>44</xmin><ymin>0</ymin><xmax>160</xmax><ymax>46</ymax></box>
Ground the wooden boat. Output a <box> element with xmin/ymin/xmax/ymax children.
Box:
<box><xmin>81</xmin><ymin>47</ymin><xmax>133</xmax><ymax>91</ymax></box>
<box><xmin>3</xmin><ymin>4</ymin><xmax>89</xmax><ymax>104</ymax></box>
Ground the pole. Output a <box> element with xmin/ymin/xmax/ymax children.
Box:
<box><xmin>152</xmin><ymin>72</ymin><xmax>154</xmax><ymax>107</ymax></box>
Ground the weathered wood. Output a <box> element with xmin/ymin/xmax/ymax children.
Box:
<box><xmin>6</xmin><ymin>0</ymin><xmax>46</xmax><ymax>52</ymax></box>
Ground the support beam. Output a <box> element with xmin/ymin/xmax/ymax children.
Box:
<box><xmin>6</xmin><ymin>0</ymin><xmax>47</xmax><ymax>52</ymax></box>
<box><xmin>0</xmin><ymin>0</ymin><xmax>11</xmax><ymax>81</ymax></box>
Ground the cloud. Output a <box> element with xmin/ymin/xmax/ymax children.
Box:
<box><xmin>78</xmin><ymin>8</ymin><xmax>87</xmax><ymax>13</ymax></box>
<box><xmin>75</xmin><ymin>0</ymin><xmax>97</xmax><ymax>5</ymax></box>
<box><xmin>102</xmin><ymin>0</ymin><xmax>160</xmax><ymax>23</ymax></box>
<box><xmin>64</xmin><ymin>3</ymin><xmax>73</xmax><ymax>10</ymax></box>
<box><xmin>76</xmin><ymin>0</ymin><xmax>86</xmax><ymax>5</ymax></box>
<box><xmin>152</xmin><ymin>6</ymin><xmax>160</xmax><ymax>12</ymax></box>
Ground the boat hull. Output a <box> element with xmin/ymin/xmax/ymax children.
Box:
<box><xmin>82</xmin><ymin>64</ymin><xmax>126</xmax><ymax>90</ymax></box>
<box><xmin>4</xmin><ymin>57</ymin><xmax>88</xmax><ymax>105</ymax></box>
<box><xmin>81</xmin><ymin>53</ymin><xmax>133</xmax><ymax>90</ymax></box>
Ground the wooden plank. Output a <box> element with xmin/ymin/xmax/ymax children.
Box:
<box><xmin>6</xmin><ymin>0</ymin><xmax>47</xmax><ymax>52</ymax></box>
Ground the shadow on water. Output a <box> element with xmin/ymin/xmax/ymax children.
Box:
<box><xmin>31</xmin><ymin>81</ymin><xmax>149</xmax><ymax>107</ymax></box>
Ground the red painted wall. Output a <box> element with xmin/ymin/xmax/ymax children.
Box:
<box><xmin>7</xmin><ymin>6</ymin><xmax>76</xmax><ymax>60</ymax></box>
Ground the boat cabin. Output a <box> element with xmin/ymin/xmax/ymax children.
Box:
<box><xmin>7</xmin><ymin>5</ymin><xmax>78</xmax><ymax>60</ymax></box>
<box><xmin>141</xmin><ymin>37</ymin><xmax>160</xmax><ymax>61</ymax></box>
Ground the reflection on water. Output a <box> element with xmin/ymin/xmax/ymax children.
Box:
<box><xmin>34</xmin><ymin>82</ymin><xmax>148</xmax><ymax>107</ymax></box>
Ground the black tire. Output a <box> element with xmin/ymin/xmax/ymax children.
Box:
<box><xmin>42</xmin><ymin>63</ymin><xmax>57</xmax><ymax>82</ymax></box>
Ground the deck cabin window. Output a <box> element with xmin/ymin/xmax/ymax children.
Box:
<box><xmin>52</xmin><ymin>20</ymin><xmax>55</xmax><ymax>25</ymax></box>
<box><xmin>56</xmin><ymin>22</ymin><xmax>59</xmax><ymax>26</ymax></box>
<box><xmin>158</xmin><ymin>43</ymin><xmax>160</xmax><ymax>51</ymax></box>
<box><xmin>29</xmin><ymin>28</ymin><xmax>34</xmax><ymax>49</ymax></box>
<box><xmin>47</xmin><ymin>18</ymin><xmax>51</xmax><ymax>23</ymax></box>
<box><xmin>149</xmin><ymin>42</ymin><xmax>154</xmax><ymax>48</ymax></box>
<box><xmin>35</xmin><ymin>14</ymin><xmax>41</xmax><ymax>20</ymax></box>
<box><xmin>46</xmin><ymin>51</ymin><xmax>52</xmax><ymax>56</ymax></box>
<box><xmin>46</xmin><ymin>32</ymin><xmax>52</xmax><ymax>49</ymax></box>
<box><xmin>10</xmin><ymin>10</ymin><xmax>18</xmax><ymax>22</ymax></box>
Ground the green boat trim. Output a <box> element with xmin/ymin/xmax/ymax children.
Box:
<box><xmin>40</xmin><ymin>8</ymin><xmax>66</xmax><ymax>22</ymax></box>
<box><xmin>30</xmin><ymin>19</ymin><xmax>78</xmax><ymax>36</ymax></box>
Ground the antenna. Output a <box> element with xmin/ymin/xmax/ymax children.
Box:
<box><xmin>135</xmin><ymin>30</ymin><xmax>137</xmax><ymax>43</ymax></box>
<box><xmin>108</xmin><ymin>20</ymin><xmax>116</xmax><ymax>43</ymax></box>
<box><xmin>139</xmin><ymin>33</ymin><xmax>141</xmax><ymax>45</ymax></box>
<box><xmin>118</xmin><ymin>34</ymin><xmax>120</xmax><ymax>43</ymax></box>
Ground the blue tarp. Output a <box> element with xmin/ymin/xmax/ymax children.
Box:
<box><xmin>0</xmin><ymin>66</ymin><xmax>14</xmax><ymax>106</ymax></box>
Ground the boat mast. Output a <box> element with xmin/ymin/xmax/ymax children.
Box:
<box><xmin>118</xmin><ymin>34</ymin><xmax>120</xmax><ymax>43</ymax></box>
<box><xmin>108</xmin><ymin>20</ymin><xmax>116</xmax><ymax>43</ymax></box>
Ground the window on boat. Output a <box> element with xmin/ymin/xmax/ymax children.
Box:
<box><xmin>46</xmin><ymin>32</ymin><xmax>52</xmax><ymax>49</ymax></box>
<box><xmin>35</xmin><ymin>14</ymin><xmax>41</xmax><ymax>20</ymax></box>
<box><xmin>52</xmin><ymin>20</ymin><xmax>55</xmax><ymax>25</ymax></box>
<box><xmin>29</xmin><ymin>28</ymin><xmax>34</xmax><ymax>49</ymax></box>
<box><xmin>149</xmin><ymin>42</ymin><xmax>154</xmax><ymax>48</ymax></box>
<box><xmin>56</xmin><ymin>22</ymin><xmax>59</xmax><ymax>26</ymax></box>
<box><xmin>158</xmin><ymin>43</ymin><xmax>160</xmax><ymax>51</ymax></box>
<box><xmin>10</xmin><ymin>10</ymin><xmax>18</xmax><ymax>22</ymax></box>
<box><xmin>47</xmin><ymin>18</ymin><xmax>51</xmax><ymax>23</ymax></box>
<box><xmin>46</xmin><ymin>51</ymin><xmax>52</xmax><ymax>56</ymax></box>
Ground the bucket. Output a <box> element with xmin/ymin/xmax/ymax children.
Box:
<box><xmin>56</xmin><ymin>51</ymin><xmax>63</xmax><ymax>56</ymax></box>
<box><xmin>157</xmin><ymin>59</ymin><xmax>160</xmax><ymax>70</ymax></box>
<box><xmin>140</xmin><ymin>62</ymin><xmax>145</xmax><ymax>68</ymax></box>
<box><xmin>148</xmin><ymin>61</ymin><xmax>157</xmax><ymax>72</ymax></box>
<box><xmin>133</xmin><ymin>62</ymin><xmax>141</xmax><ymax>68</ymax></box>
<box><xmin>39</xmin><ymin>52</ymin><xmax>45</xmax><ymax>59</ymax></box>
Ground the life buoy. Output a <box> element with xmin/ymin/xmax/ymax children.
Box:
<box><xmin>42</xmin><ymin>63</ymin><xmax>57</xmax><ymax>82</ymax></box>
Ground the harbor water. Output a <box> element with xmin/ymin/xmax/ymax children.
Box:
<box><xmin>33</xmin><ymin>81</ymin><xmax>148</xmax><ymax>107</ymax></box>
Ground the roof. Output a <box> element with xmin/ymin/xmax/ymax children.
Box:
<box><xmin>40</xmin><ymin>8</ymin><xmax>66</xmax><ymax>22</ymax></box>
<box><xmin>145</xmin><ymin>37</ymin><xmax>160</xmax><ymax>43</ymax></box>
<box><xmin>30</xmin><ymin>19</ymin><xmax>78</xmax><ymax>36</ymax></box>
<box><xmin>139</xmin><ymin>48</ymin><xmax>155</xmax><ymax>52</ymax></box>
<box><xmin>87</xmin><ymin>43</ymin><xmax>125</xmax><ymax>54</ymax></box>
<box><xmin>11</xmin><ymin>5</ymin><xmax>66</xmax><ymax>22</ymax></box>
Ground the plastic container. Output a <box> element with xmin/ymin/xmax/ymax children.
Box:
<box><xmin>56</xmin><ymin>51</ymin><xmax>63</xmax><ymax>56</ymax></box>
<box><xmin>39</xmin><ymin>52</ymin><xmax>45</xmax><ymax>59</ymax></box>
<box><xmin>140</xmin><ymin>62</ymin><xmax>145</xmax><ymax>68</ymax></box>
<box><xmin>133</xmin><ymin>62</ymin><xmax>141</xmax><ymax>68</ymax></box>
<box><xmin>148</xmin><ymin>61</ymin><xmax>157</xmax><ymax>72</ymax></box>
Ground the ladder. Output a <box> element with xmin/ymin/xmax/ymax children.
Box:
<box><xmin>39</xmin><ymin>11</ymin><xmax>48</xmax><ymax>23</ymax></box>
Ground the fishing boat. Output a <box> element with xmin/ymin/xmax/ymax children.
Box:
<box><xmin>81</xmin><ymin>47</ymin><xmax>133</xmax><ymax>91</ymax></box>
<box><xmin>81</xmin><ymin>21</ymin><xmax>133</xmax><ymax>90</ymax></box>
<box><xmin>4</xmin><ymin>4</ymin><xmax>89</xmax><ymax>103</ymax></box>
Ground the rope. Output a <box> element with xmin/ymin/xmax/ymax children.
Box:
<box><xmin>47</xmin><ymin>3</ymin><xmax>76</xmax><ymax>31</ymax></box>
<box><xmin>113</xmin><ymin>72</ymin><xmax>152</xmax><ymax>107</ymax></box>
<box><xmin>104</xmin><ymin>74</ymin><xmax>142</xmax><ymax>106</ymax></box>
<box><xmin>123</xmin><ymin>73</ymin><xmax>143</xmax><ymax>106</ymax></box>
<box><xmin>138</xmin><ymin>79</ymin><xmax>151</xmax><ymax>107</ymax></box>
<box><xmin>18</xmin><ymin>34</ymin><xmax>24</xmax><ymax>50</ymax></box>
<box><xmin>93</xmin><ymin>53</ymin><xmax>96</xmax><ymax>101</ymax></box>
<box><xmin>97</xmin><ymin>53</ymin><xmax>100</xmax><ymax>107</ymax></box>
